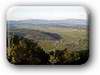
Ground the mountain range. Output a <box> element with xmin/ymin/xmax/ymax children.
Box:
<box><xmin>7</xmin><ymin>19</ymin><xmax>87</xmax><ymax>29</ymax></box>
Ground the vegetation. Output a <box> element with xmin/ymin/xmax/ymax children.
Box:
<box><xmin>7</xmin><ymin>33</ymin><xmax>89</xmax><ymax>65</ymax></box>
<box><xmin>7</xmin><ymin>33</ymin><xmax>50</xmax><ymax>64</ymax></box>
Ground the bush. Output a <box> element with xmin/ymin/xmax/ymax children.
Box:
<box><xmin>7</xmin><ymin>34</ymin><xmax>50</xmax><ymax>65</ymax></box>
<box><xmin>7</xmin><ymin>33</ymin><xmax>89</xmax><ymax>65</ymax></box>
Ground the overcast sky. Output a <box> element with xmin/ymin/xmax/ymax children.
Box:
<box><xmin>7</xmin><ymin>6</ymin><xmax>87</xmax><ymax>20</ymax></box>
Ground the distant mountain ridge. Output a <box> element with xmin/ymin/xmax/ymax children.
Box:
<box><xmin>7</xmin><ymin>19</ymin><xmax>87</xmax><ymax>29</ymax></box>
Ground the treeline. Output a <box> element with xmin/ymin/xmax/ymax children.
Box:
<box><xmin>7</xmin><ymin>34</ymin><xmax>89</xmax><ymax>65</ymax></box>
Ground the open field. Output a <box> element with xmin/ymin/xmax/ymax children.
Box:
<box><xmin>8</xmin><ymin>26</ymin><xmax>88</xmax><ymax>51</ymax></box>
<box><xmin>29</xmin><ymin>27</ymin><xmax>88</xmax><ymax>51</ymax></box>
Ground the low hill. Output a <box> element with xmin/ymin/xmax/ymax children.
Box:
<box><xmin>8</xmin><ymin>29</ymin><xmax>62</xmax><ymax>42</ymax></box>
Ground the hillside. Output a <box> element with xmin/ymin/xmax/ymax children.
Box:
<box><xmin>7</xmin><ymin>19</ymin><xmax>87</xmax><ymax>29</ymax></box>
<box><xmin>8</xmin><ymin>29</ymin><xmax>62</xmax><ymax>42</ymax></box>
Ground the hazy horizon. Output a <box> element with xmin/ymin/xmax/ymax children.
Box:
<box><xmin>7</xmin><ymin>18</ymin><xmax>87</xmax><ymax>21</ymax></box>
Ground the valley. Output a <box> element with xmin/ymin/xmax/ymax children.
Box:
<box><xmin>8</xmin><ymin>26</ymin><xmax>88</xmax><ymax>51</ymax></box>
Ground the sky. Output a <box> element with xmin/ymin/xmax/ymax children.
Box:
<box><xmin>7</xmin><ymin>6</ymin><xmax>87</xmax><ymax>20</ymax></box>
